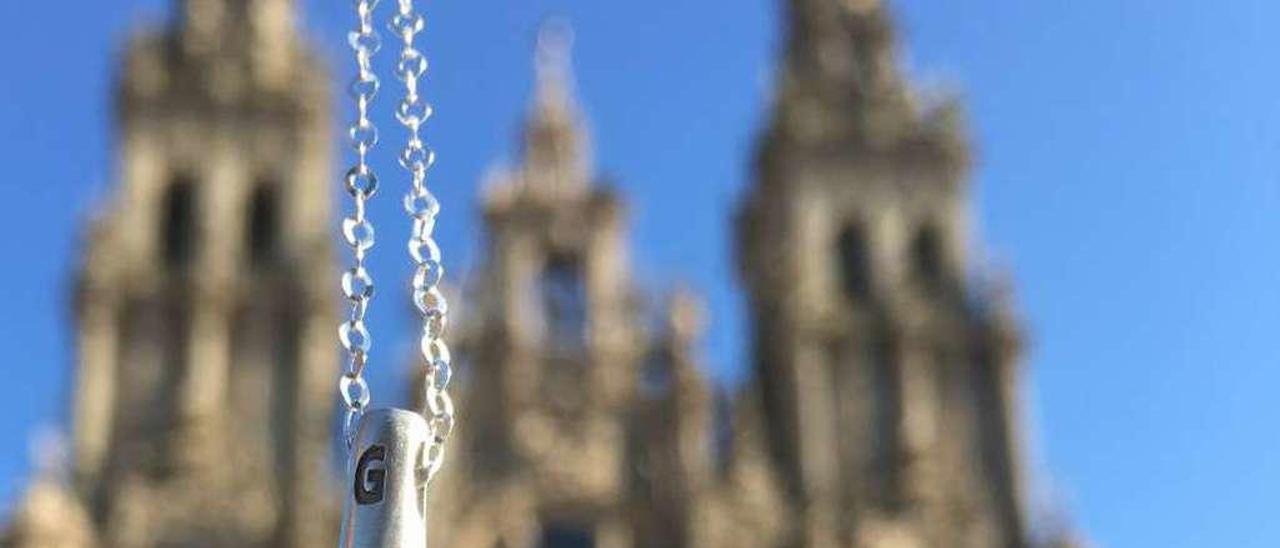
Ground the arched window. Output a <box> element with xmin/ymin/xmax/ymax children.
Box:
<box><xmin>161</xmin><ymin>176</ymin><xmax>197</xmax><ymax>268</ymax></box>
<box><xmin>541</xmin><ymin>251</ymin><xmax>587</xmax><ymax>348</ymax></box>
<box><xmin>836</xmin><ymin>223</ymin><xmax>871</xmax><ymax>301</ymax></box>
<box><xmin>910</xmin><ymin>225</ymin><xmax>945</xmax><ymax>290</ymax></box>
<box><xmin>247</xmin><ymin>184</ymin><xmax>280</xmax><ymax>266</ymax></box>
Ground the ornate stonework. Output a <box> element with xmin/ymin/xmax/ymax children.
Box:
<box><xmin>428</xmin><ymin>1</ymin><xmax>1063</xmax><ymax>546</ymax></box>
<box><xmin>426</xmin><ymin>31</ymin><xmax>645</xmax><ymax>547</ymax></box>
<box><xmin>4</xmin><ymin>1</ymin><xmax>1077</xmax><ymax>547</ymax></box>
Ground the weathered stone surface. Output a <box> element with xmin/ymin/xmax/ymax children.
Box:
<box><xmin>4</xmin><ymin>1</ymin><xmax>1079</xmax><ymax>547</ymax></box>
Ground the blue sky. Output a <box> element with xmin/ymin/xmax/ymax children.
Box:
<box><xmin>2</xmin><ymin>0</ymin><xmax>1278</xmax><ymax>546</ymax></box>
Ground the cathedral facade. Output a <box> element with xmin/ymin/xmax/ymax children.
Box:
<box><xmin>432</xmin><ymin>1</ymin><xmax>1044</xmax><ymax>546</ymax></box>
<box><xmin>4</xmin><ymin>0</ymin><xmax>1076</xmax><ymax>547</ymax></box>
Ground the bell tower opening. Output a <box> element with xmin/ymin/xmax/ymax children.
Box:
<box><xmin>540</xmin><ymin>251</ymin><xmax>587</xmax><ymax>348</ymax></box>
<box><xmin>246</xmin><ymin>183</ymin><xmax>280</xmax><ymax>266</ymax></box>
<box><xmin>161</xmin><ymin>175</ymin><xmax>197</xmax><ymax>268</ymax></box>
<box><xmin>836</xmin><ymin>223</ymin><xmax>871</xmax><ymax>301</ymax></box>
<box><xmin>910</xmin><ymin>224</ymin><xmax>944</xmax><ymax>291</ymax></box>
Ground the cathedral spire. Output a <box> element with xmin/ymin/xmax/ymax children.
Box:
<box><xmin>181</xmin><ymin>0</ymin><xmax>296</xmax><ymax>35</ymax></box>
<box><xmin>519</xmin><ymin>19</ymin><xmax>591</xmax><ymax>200</ymax></box>
<box><xmin>533</xmin><ymin>19</ymin><xmax>576</xmax><ymax>125</ymax></box>
<box><xmin>771</xmin><ymin>0</ymin><xmax>934</xmax><ymax>148</ymax></box>
<box><xmin>784</xmin><ymin>0</ymin><xmax>902</xmax><ymax>95</ymax></box>
<box><xmin>180</xmin><ymin>0</ymin><xmax>298</xmax><ymax>79</ymax></box>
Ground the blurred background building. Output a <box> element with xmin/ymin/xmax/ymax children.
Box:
<box><xmin>1</xmin><ymin>0</ymin><xmax>1078</xmax><ymax>547</ymax></box>
<box><xmin>2</xmin><ymin>0</ymin><xmax>338</xmax><ymax>546</ymax></box>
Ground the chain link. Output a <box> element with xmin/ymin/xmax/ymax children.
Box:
<box><xmin>339</xmin><ymin>0</ymin><xmax>383</xmax><ymax>451</ymax></box>
<box><xmin>337</xmin><ymin>0</ymin><xmax>454</xmax><ymax>479</ymax></box>
<box><xmin>391</xmin><ymin>0</ymin><xmax>454</xmax><ymax>483</ymax></box>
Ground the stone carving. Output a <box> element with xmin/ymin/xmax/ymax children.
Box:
<box><xmin>2</xmin><ymin>1</ymin><xmax>1080</xmax><ymax>547</ymax></box>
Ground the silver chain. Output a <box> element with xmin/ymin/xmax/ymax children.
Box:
<box><xmin>338</xmin><ymin>0</ymin><xmax>382</xmax><ymax>451</ymax></box>
<box><xmin>391</xmin><ymin>0</ymin><xmax>454</xmax><ymax>482</ymax></box>
<box><xmin>337</xmin><ymin>0</ymin><xmax>454</xmax><ymax>478</ymax></box>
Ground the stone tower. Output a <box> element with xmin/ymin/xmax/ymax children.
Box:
<box><xmin>7</xmin><ymin>0</ymin><xmax>339</xmax><ymax>546</ymax></box>
<box><xmin>428</xmin><ymin>30</ymin><xmax>652</xmax><ymax>547</ymax></box>
<box><xmin>737</xmin><ymin>0</ymin><xmax>1030</xmax><ymax>546</ymax></box>
<box><xmin>0</xmin><ymin>0</ymin><xmax>1078</xmax><ymax>546</ymax></box>
<box><xmin>428</xmin><ymin>30</ymin><xmax>747</xmax><ymax>548</ymax></box>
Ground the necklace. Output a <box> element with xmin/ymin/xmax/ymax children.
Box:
<box><xmin>337</xmin><ymin>0</ymin><xmax>453</xmax><ymax>545</ymax></box>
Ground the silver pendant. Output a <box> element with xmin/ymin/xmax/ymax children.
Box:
<box><xmin>339</xmin><ymin>408</ymin><xmax>432</xmax><ymax>548</ymax></box>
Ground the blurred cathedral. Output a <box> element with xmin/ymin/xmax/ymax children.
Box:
<box><xmin>2</xmin><ymin>0</ymin><xmax>1080</xmax><ymax>547</ymax></box>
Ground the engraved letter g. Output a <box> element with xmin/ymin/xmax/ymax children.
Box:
<box><xmin>354</xmin><ymin>444</ymin><xmax>386</xmax><ymax>505</ymax></box>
